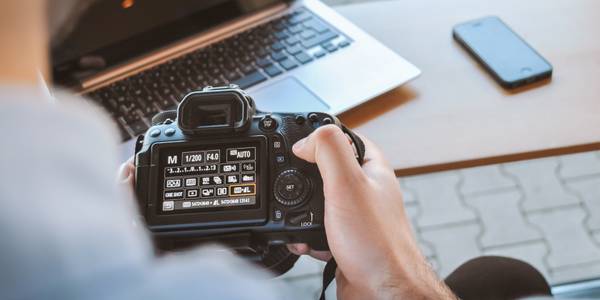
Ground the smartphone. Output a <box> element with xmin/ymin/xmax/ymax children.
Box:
<box><xmin>453</xmin><ymin>16</ymin><xmax>552</xmax><ymax>89</ymax></box>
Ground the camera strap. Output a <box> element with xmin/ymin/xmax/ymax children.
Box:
<box><xmin>318</xmin><ymin>125</ymin><xmax>364</xmax><ymax>300</ymax></box>
<box><xmin>341</xmin><ymin>125</ymin><xmax>366</xmax><ymax>164</ymax></box>
<box><xmin>319</xmin><ymin>258</ymin><xmax>337</xmax><ymax>300</ymax></box>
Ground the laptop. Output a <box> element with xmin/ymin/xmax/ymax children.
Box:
<box><xmin>52</xmin><ymin>0</ymin><xmax>420</xmax><ymax>149</ymax></box>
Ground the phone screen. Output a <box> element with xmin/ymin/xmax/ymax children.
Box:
<box><xmin>453</xmin><ymin>16</ymin><xmax>552</xmax><ymax>88</ymax></box>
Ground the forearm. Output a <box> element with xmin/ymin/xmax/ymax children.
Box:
<box><xmin>0</xmin><ymin>1</ymin><xmax>49</xmax><ymax>85</ymax></box>
<box><xmin>379</xmin><ymin>249</ymin><xmax>458</xmax><ymax>300</ymax></box>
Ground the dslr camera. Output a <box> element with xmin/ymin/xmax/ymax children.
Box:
<box><xmin>135</xmin><ymin>85</ymin><xmax>364</xmax><ymax>273</ymax></box>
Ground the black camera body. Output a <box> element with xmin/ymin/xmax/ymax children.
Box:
<box><xmin>135</xmin><ymin>86</ymin><xmax>363</xmax><ymax>273</ymax></box>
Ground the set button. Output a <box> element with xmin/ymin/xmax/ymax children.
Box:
<box><xmin>274</xmin><ymin>169</ymin><xmax>310</xmax><ymax>206</ymax></box>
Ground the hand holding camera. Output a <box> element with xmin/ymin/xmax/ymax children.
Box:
<box><xmin>134</xmin><ymin>85</ymin><xmax>365</xmax><ymax>273</ymax></box>
<box><xmin>131</xmin><ymin>85</ymin><xmax>454</xmax><ymax>299</ymax></box>
<box><xmin>290</xmin><ymin>129</ymin><xmax>454</xmax><ymax>299</ymax></box>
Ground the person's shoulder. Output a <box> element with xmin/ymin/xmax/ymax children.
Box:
<box><xmin>1</xmin><ymin>86</ymin><xmax>118</xmax><ymax>142</ymax></box>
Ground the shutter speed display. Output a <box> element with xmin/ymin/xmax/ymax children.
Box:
<box><xmin>158</xmin><ymin>141</ymin><xmax>260</xmax><ymax>214</ymax></box>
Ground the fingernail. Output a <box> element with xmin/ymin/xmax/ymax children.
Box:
<box><xmin>293</xmin><ymin>137</ymin><xmax>307</xmax><ymax>151</ymax></box>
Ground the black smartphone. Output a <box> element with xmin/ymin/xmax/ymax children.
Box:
<box><xmin>453</xmin><ymin>16</ymin><xmax>552</xmax><ymax>89</ymax></box>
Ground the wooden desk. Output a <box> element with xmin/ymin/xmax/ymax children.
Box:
<box><xmin>334</xmin><ymin>0</ymin><xmax>600</xmax><ymax>176</ymax></box>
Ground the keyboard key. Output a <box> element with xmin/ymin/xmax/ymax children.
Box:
<box><xmin>106</xmin><ymin>98</ymin><xmax>120</xmax><ymax>111</ymax></box>
<box><xmin>274</xmin><ymin>31</ymin><xmax>289</xmax><ymax>40</ymax></box>
<box><xmin>208</xmin><ymin>76</ymin><xmax>225</xmax><ymax>86</ymax></box>
<box><xmin>294</xmin><ymin>52</ymin><xmax>313</xmax><ymax>64</ymax></box>
<box><xmin>122</xmin><ymin>109</ymin><xmax>141</xmax><ymax>124</ymax></box>
<box><xmin>233</xmin><ymin>71</ymin><xmax>267</xmax><ymax>89</ymax></box>
<box><xmin>271</xmin><ymin>41</ymin><xmax>285</xmax><ymax>51</ymax></box>
<box><xmin>339</xmin><ymin>40</ymin><xmax>351</xmax><ymax>48</ymax></box>
<box><xmin>288</xmin><ymin>12</ymin><xmax>312</xmax><ymax>25</ymax></box>
<box><xmin>225</xmin><ymin>70</ymin><xmax>241</xmax><ymax>81</ymax></box>
<box><xmin>303</xmin><ymin>19</ymin><xmax>330</xmax><ymax>33</ymax></box>
<box><xmin>314</xmin><ymin>50</ymin><xmax>327</xmax><ymax>58</ymax></box>
<box><xmin>132</xmin><ymin>89</ymin><xmax>159</xmax><ymax>117</ymax></box>
<box><xmin>241</xmin><ymin>65</ymin><xmax>257</xmax><ymax>75</ymax></box>
<box><xmin>153</xmin><ymin>91</ymin><xmax>176</xmax><ymax>109</ymax></box>
<box><xmin>264</xmin><ymin>64</ymin><xmax>283</xmax><ymax>77</ymax></box>
<box><xmin>256</xmin><ymin>57</ymin><xmax>273</xmax><ymax>68</ymax></box>
<box><xmin>273</xmin><ymin>20</ymin><xmax>287</xmax><ymax>30</ymax></box>
<box><xmin>285</xmin><ymin>36</ymin><xmax>300</xmax><ymax>46</ymax></box>
<box><xmin>286</xmin><ymin>44</ymin><xmax>303</xmax><ymax>55</ymax></box>
<box><xmin>300</xmin><ymin>30</ymin><xmax>316</xmax><ymax>40</ymax></box>
<box><xmin>322</xmin><ymin>42</ymin><xmax>338</xmax><ymax>53</ymax></box>
<box><xmin>271</xmin><ymin>51</ymin><xmax>288</xmax><ymax>62</ymax></box>
<box><xmin>255</xmin><ymin>47</ymin><xmax>268</xmax><ymax>58</ymax></box>
<box><xmin>129</xmin><ymin>120</ymin><xmax>149</xmax><ymax>136</ymax></box>
<box><xmin>301</xmin><ymin>31</ymin><xmax>338</xmax><ymax>49</ymax></box>
<box><xmin>288</xmin><ymin>24</ymin><xmax>303</xmax><ymax>34</ymax></box>
<box><xmin>279</xmin><ymin>58</ymin><xmax>298</xmax><ymax>71</ymax></box>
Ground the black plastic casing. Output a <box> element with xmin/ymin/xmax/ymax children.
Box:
<box><xmin>453</xmin><ymin>16</ymin><xmax>552</xmax><ymax>89</ymax></box>
<box><xmin>135</xmin><ymin>104</ymin><xmax>342</xmax><ymax>253</ymax></box>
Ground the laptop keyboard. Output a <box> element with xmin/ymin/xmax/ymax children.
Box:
<box><xmin>85</xmin><ymin>8</ymin><xmax>353</xmax><ymax>141</ymax></box>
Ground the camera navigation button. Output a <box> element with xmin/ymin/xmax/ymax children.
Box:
<box><xmin>295</xmin><ymin>115</ymin><xmax>306</xmax><ymax>125</ymax></box>
<box><xmin>274</xmin><ymin>169</ymin><xmax>310</xmax><ymax>206</ymax></box>
<box><xmin>273</xmin><ymin>208</ymin><xmax>284</xmax><ymax>222</ymax></box>
<box><xmin>275</xmin><ymin>155</ymin><xmax>286</xmax><ymax>164</ymax></box>
<box><xmin>272</xmin><ymin>135</ymin><xmax>284</xmax><ymax>151</ymax></box>
<box><xmin>260</xmin><ymin>115</ymin><xmax>278</xmax><ymax>131</ymax></box>
<box><xmin>165</xmin><ymin>128</ymin><xmax>176</xmax><ymax>136</ymax></box>
<box><xmin>149</xmin><ymin>129</ymin><xmax>161</xmax><ymax>137</ymax></box>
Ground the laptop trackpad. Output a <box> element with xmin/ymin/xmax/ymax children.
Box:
<box><xmin>250</xmin><ymin>77</ymin><xmax>329</xmax><ymax>112</ymax></box>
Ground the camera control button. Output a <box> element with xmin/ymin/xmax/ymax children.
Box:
<box><xmin>272</xmin><ymin>135</ymin><xmax>284</xmax><ymax>151</ymax></box>
<box><xmin>287</xmin><ymin>210</ymin><xmax>314</xmax><ymax>227</ymax></box>
<box><xmin>260</xmin><ymin>115</ymin><xmax>278</xmax><ymax>131</ymax></box>
<box><xmin>274</xmin><ymin>169</ymin><xmax>309</xmax><ymax>206</ymax></box>
<box><xmin>165</xmin><ymin>128</ymin><xmax>176</xmax><ymax>136</ymax></box>
<box><xmin>308</xmin><ymin>113</ymin><xmax>319</xmax><ymax>123</ymax></box>
<box><xmin>275</xmin><ymin>154</ymin><xmax>286</xmax><ymax>164</ymax></box>
<box><xmin>295</xmin><ymin>115</ymin><xmax>306</xmax><ymax>125</ymax></box>
<box><xmin>149</xmin><ymin>129</ymin><xmax>161</xmax><ymax>137</ymax></box>
<box><xmin>273</xmin><ymin>208</ymin><xmax>284</xmax><ymax>222</ymax></box>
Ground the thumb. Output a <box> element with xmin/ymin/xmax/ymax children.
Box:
<box><xmin>292</xmin><ymin>125</ymin><xmax>364</xmax><ymax>190</ymax></box>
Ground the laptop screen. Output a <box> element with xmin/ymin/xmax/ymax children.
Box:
<box><xmin>52</xmin><ymin>0</ymin><xmax>285</xmax><ymax>86</ymax></box>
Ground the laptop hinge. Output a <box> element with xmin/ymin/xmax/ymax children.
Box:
<box><xmin>79</xmin><ymin>2</ymin><xmax>289</xmax><ymax>93</ymax></box>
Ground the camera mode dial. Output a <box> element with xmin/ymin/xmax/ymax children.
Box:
<box><xmin>273</xmin><ymin>169</ymin><xmax>310</xmax><ymax>206</ymax></box>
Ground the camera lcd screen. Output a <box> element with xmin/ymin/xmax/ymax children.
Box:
<box><xmin>157</xmin><ymin>141</ymin><xmax>261</xmax><ymax>214</ymax></box>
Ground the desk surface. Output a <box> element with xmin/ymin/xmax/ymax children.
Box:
<box><xmin>334</xmin><ymin>0</ymin><xmax>600</xmax><ymax>176</ymax></box>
